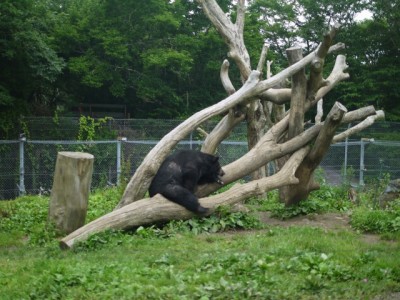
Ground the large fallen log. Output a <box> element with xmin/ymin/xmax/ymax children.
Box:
<box><xmin>59</xmin><ymin>147</ymin><xmax>309</xmax><ymax>249</ymax></box>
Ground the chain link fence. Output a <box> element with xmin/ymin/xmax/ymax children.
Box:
<box><xmin>1</xmin><ymin>136</ymin><xmax>400</xmax><ymax>200</ymax></box>
<box><xmin>17</xmin><ymin>117</ymin><xmax>400</xmax><ymax>141</ymax></box>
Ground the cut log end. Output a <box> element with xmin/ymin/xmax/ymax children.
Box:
<box><xmin>57</xmin><ymin>151</ymin><xmax>94</xmax><ymax>160</ymax></box>
<box><xmin>59</xmin><ymin>240</ymin><xmax>71</xmax><ymax>250</ymax></box>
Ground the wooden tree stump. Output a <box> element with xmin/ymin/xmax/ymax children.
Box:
<box><xmin>48</xmin><ymin>151</ymin><xmax>94</xmax><ymax>234</ymax></box>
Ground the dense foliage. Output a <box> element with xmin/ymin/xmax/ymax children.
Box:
<box><xmin>1</xmin><ymin>0</ymin><xmax>399</xmax><ymax>138</ymax></box>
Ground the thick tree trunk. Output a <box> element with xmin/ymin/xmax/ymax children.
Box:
<box><xmin>286</xmin><ymin>46</ymin><xmax>307</xmax><ymax>139</ymax></box>
<box><xmin>48</xmin><ymin>152</ymin><xmax>94</xmax><ymax>234</ymax></box>
<box><xmin>281</xmin><ymin>102</ymin><xmax>348</xmax><ymax>205</ymax></box>
<box><xmin>276</xmin><ymin>46</ymin><xmax>307</xmax><ymax>183</ymax></box>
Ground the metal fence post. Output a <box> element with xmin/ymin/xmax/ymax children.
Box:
<box><xmin>343</xmin><ymin>123</ymin><xmax>350</xmax><ymax>177</ymax></box>
<box><xmin>359</xmin><ymin>139</ymin><xmax>365</xmax><ymax>186</ymax></box>
<box><xmin>19</xmin><ymin>134</ymin><xmax>26</xmax><ymax>195</ymax></box>
<box><xmin>360</xmin><ymin>138</ymin><xmax>375</xmax><ymax>186</ymax></box>
<box><xmin>116</xmin><ymin>137</ymin><xmax>126</xmax><ymax>185</ymax></box>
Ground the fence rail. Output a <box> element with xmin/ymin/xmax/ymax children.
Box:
<box><xmin>1</xmin><ymin>138</ymin><xmax>400</xmax><ymax>200</ymax></box>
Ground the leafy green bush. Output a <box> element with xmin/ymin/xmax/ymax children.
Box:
<box><xmin>0</xmin><ymin>195</ymin><xmax>56</xmax><ymax>246</ymax></box>
<box><xmin>166</xmin><ymin>207</ymin><xmax>264</xmax><ymax>234</ymax></box>
<box><xmin>361</xmin><ymin>173</ymin><xmax>391</xmax><ymax>209</ymax></box>
<box><xmin>350</xmin><ymin>199</ymin><xmax>400</xmax><ymax>233</ymax></box>
<box><xmin>73</xmin><ymin>229</ymin><xmax>134</xmax><ymax>252</ymax></box>
<box><xmin>85</xmin><ymin>187</ymin><xmax>123</xmax><ymax>222</ymax></box>
<box><xmin>134</xmin><ymin>205</ymin><xmax>265</xmax><ymax>239</ymax></box>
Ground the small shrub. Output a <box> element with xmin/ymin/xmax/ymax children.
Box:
<box><xmin>86</xmin><ymin>187</ymin><xmax>122</xmax><ymax>222</ymax></box>
<box><xmin>0</xmin><ymin>195</ymin><xmax>51</xmax><ymax>246</ymax></box>
<box><xmin>362</xmin><ymin>173</ymin><xmax>391</xmax><ymax>209</ymax></box>
<box><xmin>135</xmin><ymin>206</ymin><xmax>265</xmax><ymax>237</ymax></box>
<box><xmin>350</xmin><ymin>205</ymin><xmax>400</xmax><ymax>233</ymax></box>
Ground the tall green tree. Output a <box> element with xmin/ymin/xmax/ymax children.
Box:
<box><xmin>247</xmin><ymin>0</ymin><xmax>367</xmax><ymax>61</ymax></box>
<box><xmin>332</xmin><ymin>0</ymin><xmax>400</xmax><ymax>120</ymax></box>
<box><xmin>2</xmin><ymin>0</ymin><xmax>398</xmax><ymax>136</ymax></box>
<box><xmin>53</xmin><ymin>0</ymin><xmax>228</xmax><ymax>119</ymax></box>
<box><xmin>0</xmin><ymin>0</ymin><xmax>65</xmax><ymax>138</ymax></box>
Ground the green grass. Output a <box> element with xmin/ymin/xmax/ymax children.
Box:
<box><xmin>1</xmin><ymin>185</ymin><xmax>400</xmax><ymax>299</ymax></box>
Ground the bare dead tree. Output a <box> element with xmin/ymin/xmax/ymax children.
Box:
<box><xmin>60</xmin><ymin>0</ymin><xmax>384</xmax><ymax>249</ymax></box>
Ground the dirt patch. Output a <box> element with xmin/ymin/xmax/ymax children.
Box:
<box><xmin>257</xmin><ymin>211</ymin><xmax>390</xmax><ymax>245</ymax></box>
<box><xmin>374</xmin><ymin>292</ymin><xmax>400</xmax><ymax>300</ymax></box>
<box><xmin>258</xmin><ymin>211</ymin><xmax>351</xmax><ymax>231</ymax></box>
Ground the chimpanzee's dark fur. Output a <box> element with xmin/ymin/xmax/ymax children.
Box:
<box><xmin>149</xmin><ymin>150</ymin><xmax>225</xmax><ymax>215</ymax></box>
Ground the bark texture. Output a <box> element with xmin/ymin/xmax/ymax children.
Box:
<box><xmin>286</xmin><ymin>46</ymin><xmax>306</xmax><ymax>139</ymax></box>
<box><xmin>281</xmin><ymin>102</ymin><xmax>347</xmax><ymax>205</ymax></box>
<box><xmin>48</xmin><ymin>152</ymin><xmax>94</xmax><ymax>234</ymax></box>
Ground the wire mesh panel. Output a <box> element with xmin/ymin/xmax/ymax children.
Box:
<box><xmin>121</xmin><ymin>141</ymin><xmax>157</xmax><ymax>182</ymax></box>
<box><xmin>320</xmin><ymin>141</ymin><xmax>362</xmax><ymax>186</ymax></box>
<box><xmin>23</xmin><ymin>141</ymin><xmax>118</xmax><ymax>195</ymax></box>
<box><xmin>363</xmin><ymin>140</ymin><xmax>400</xmax><ymax>183</ymax></box>
<box><xmin>20</xmin><ymin>118</ymin><xmax>400</xmax><ymax>141</ymax></box>
<box><xmin>216</xmin><ymin>141</ymin><xmax>248</xmax><ymax>165</ymax></box>
<box><xmin>1</xmin><ymin>134</ymin><xmax>400</xmax><ymax>200</ymax></box>
<box><xmin>121</xmin><ymin>140</ymin><xmax>249</xmax><ymax>172</ymax></box>
<box><xmin>0</xmin><ymin>141</ymin><xmax>20</xmax><ymax>199</ymax></box>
